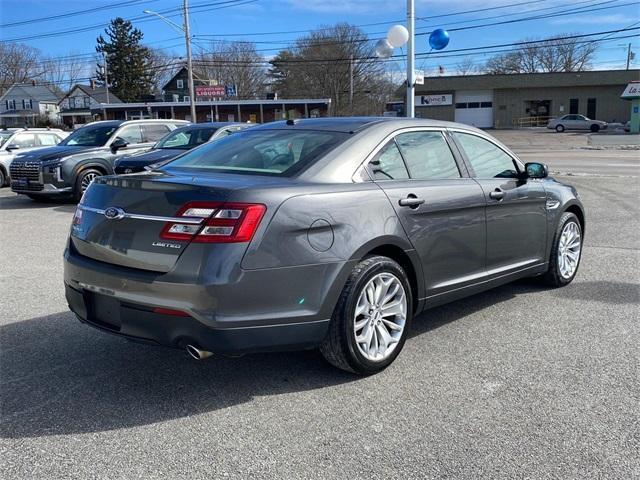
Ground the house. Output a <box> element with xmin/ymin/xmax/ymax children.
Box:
<box><xmin>0</xmin><ymin>84</ymin><xmax>62</xmax><ymax>127</ymax></box>
<box><xmin>58</xmin><ymin>84</ymin><xmax>122</xmax><ymax>128</ymax></box>
<box><xmin>161</xmin><ymin>66</ymin><xmax>213</xmax><ymax>103</ymax></box>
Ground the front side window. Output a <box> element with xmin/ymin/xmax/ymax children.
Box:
<box><xmin>453</xmin><ymin>132</ymin><xmax>518</xmax><ymax>179</ymax></box>
<box><xmin>368</xmin><ymin>140</ymin><xmax>409</xmax><ymax>181</ymax></box>
<box><xmin>395</xmin><ymin>131</ymin><xmax>460</xmax><ymax>180</ymax></box>
<box><xmin>60</xmin><ymin>124</ymin><xmax>117</xmax><ymax>147</ymax></box>
<box><xmin>157</xmin><ymin>127</ymin><xmax>217</xmax><ymax>149</ymax></box>
<box><xmin>115</xmin><ymin>125</ymin><xmax>143</xmax><ymax>144</ymax></box>
<box><xmin>12</xmin><ymin>133</ymin><xmax>36</xmax><ymax>148</ymax></box>
<box><xmin>165</xmin><ymin>129</ymin><xmax>349</xmax><ymax>176</ymax></box>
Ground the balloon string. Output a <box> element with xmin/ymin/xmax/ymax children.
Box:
<box><xmin>418</xmin><ymin>48</ymin><xmax>433</xmax><ymax>76</ymax></box>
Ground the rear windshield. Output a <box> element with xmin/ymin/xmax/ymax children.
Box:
<box><xmin>163</xmin><ymin>129</ymin><xmax>350</xmax><ymax>176</ymax></box>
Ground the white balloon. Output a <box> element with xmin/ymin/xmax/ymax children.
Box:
<box><xmin>387</xmin><ymin>25</ymin><xmax>409</xmax><ymax>48</ymax></box>
<box><xmin>375</xmin><ymin>39</ymin><xmax>394</xmax><ymax>59</ymax></box>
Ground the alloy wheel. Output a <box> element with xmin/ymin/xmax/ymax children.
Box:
<box><xmin>81</xmin><ymin>172</ymin><xmax>99</xmax><ymax>193</ymax></box>
<box><xmin>558</xmin><ymin>221</ymin><xmax>581</xmax><ymax>279</ymax></box>
<box><xmin>353</xmin><ymin>272</ymin><xmax>407</xmax><ymax>362</ymax></box>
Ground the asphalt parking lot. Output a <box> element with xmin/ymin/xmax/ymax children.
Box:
<box><xmin>1</xmin><ymin>133</ymin><xmax>638</xmax><ymax>479</ymax></box>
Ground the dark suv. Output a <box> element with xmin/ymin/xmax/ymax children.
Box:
<box><xmin>10</xmin><ymin>119</ymin><xmax>187</xmax><ymax>201</ymax></box>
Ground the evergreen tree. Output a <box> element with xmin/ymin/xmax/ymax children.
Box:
<box><xmin>96</xmin><ymin>18</ymin><xmax>153</xmax><ymax>102</ymax></box>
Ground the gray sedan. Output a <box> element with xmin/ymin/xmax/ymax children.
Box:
<box><xmin>547</xmin><ymin>114</ymin><xmax>607</xmax><ymax>133</ymax></box>
<box><xmin>64</xmin><ymin>117</ymin><xmax>585</xmax><ymax>374</ymax></box>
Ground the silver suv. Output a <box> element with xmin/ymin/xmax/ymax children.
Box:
<box><xmin>0</xmin><ymin>128</ymin><xmax>68</xmax><ymax>187</ymax></box>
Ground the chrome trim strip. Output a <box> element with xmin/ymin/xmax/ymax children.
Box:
<box><xmin>431</xmin><ymin>258</ymin><xmax>539</xmax><ymax>290</ymax></box>
<box><xmin>78</xmin><ymin>204</ymin><xmax>204</xmax><ymax>224</ymax></box>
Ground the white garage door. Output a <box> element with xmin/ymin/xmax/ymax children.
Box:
<box><xmin>454</xmin><ymin>90</ymin><xmax>494</xmax><ymax>128</ymax></box>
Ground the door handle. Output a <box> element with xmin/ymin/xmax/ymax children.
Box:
<box><xmin>398</xmin><ymin>195</ymin><xmax>425</xmax><ymax>208</ymax></box>
<box><xmin>489</xmin><ymin>188</ymin><xmax>505</xmax><ymax>201</ymax></box>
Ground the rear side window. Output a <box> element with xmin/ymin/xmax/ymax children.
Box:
<box><xmin>395</xmin><ymin>131</ymin><xmax>460</xmax><ymax>180</ymax></box>
<box><xmin>368</xmin><ymin>140</ymin><xmax>409</xmax><ymax>181</ymax></box>
<box><xmin>165</xmin><ymin>129</ymin><xmax>349</xmax><ymax>176</ymax></box>
<box><xmin>143</xmin><ymin>124</ymin><xmax>171</xmax><ymax>142</ymax></box>
<box><xmin>12</xmin><ymin>133</ymin><xmax>36</xmax><ymax>148</ymax></box>
<box><xmin>453</xmin><ymin>132</ymin><xmax>518</xmax><ymax>179</ymax></box>
<box><xmin>38</xmin><ymin>133</ymin><xmax>61</xmax><ymax>146</ymax></box>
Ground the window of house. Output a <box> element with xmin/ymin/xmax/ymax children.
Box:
<box><xmin>453</xmin><ymin>132</ymin><xmax>518</xmax><ymax>179</ymax></box>
<box><xmin>367</xmin><ymin>140</ymin><xmax>409</xmax><ymax>181</ymax></box>
<box><xmin>22</xmin><ymin>99</ymin><xmax>33</xmax><ymax>109</ymax></box>
<box><xmin>70</xmin><ymin>97</ymin><xmax>76</xmax><ymax>109</ymax></box>
<box><xmin>83</xmin><ymin>97</ymin><xmax>91</xmax><ymax>108</ymax></box>
<box><xmin>395</xmin><ymin>131</ymin><xmax>460</xmax><ymax>180</ymax></box>
<box><xmin>5</xmin><ymin>99</ymin><xmax>16</xmax><ymax>110</ymax></box>
<box><xmin>177</xmin><ymin>79</ymin><xmax>184</xmax><ymax>89</ymax></box>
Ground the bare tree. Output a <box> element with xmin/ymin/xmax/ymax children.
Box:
<box><xmin>485</xmin><ymin>33</ymin><xmax>597</xmax><ymax>74</ymax></box>
<box><xmin>40</xmin><ymin>52</ymin><xmax>92</xmax><ymax>95</ymax></box>
<box><xmin>147</xmin><ymin>48</ymin><xmax>177</xmax><ymax>95</ymax></box>
<box><xmin>0</xmin><ymin>43</ymin><xmax>42</xmax><ymax>94</ymax></box>
<box><xmin>455</xmin><ymin>57</ymin><xmax>478</xmax><ymax>76</ymax></box>
<box><xmin>195</xmin><ymin>41</ymin><xmax>267</xmax><ymax>99</ymax></box>
<box><xmin>270</xmin><ymin>23</ymin><xmax>394</xmax><ymax>115</ymax></box>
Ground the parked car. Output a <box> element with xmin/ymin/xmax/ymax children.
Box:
<box><xmin>64</xmin><ymin>117</ymin><xmax>585</xmax><ymax>374</ymax></box>
<box><xmin>0</xmin><ymin>127</ymin><xmax>67</xmax><ymax>187</ymax></box>
<box><xmin>10</xmin><ymin>119</ymin><xmax>187</xmax><ymax>201</ymax></box>
<box><xmin>547</xmin><ymin>114</ymin><xmax>607</xmax><ymax>133</ymax></box>
<box><xmin>114</xmin><ymin>122</ymin><xmax>254</xmax><ymax>174</ymax></box>
<box><xmin>624</xmin><ymin>120</ymin><xmax>631</xmax><ymax>132</ymax></box>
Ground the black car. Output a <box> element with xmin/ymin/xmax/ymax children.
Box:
<box><xmin>10</xmin><ymin>119</ymin><xmax>187</xmax><ymax>201</ymax></box>
<box><xmin>114</xmin><ymin>122</ymin><xmax>253</xmax><ymax>174</ymax></box>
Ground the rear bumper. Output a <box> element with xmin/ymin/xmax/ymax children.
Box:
<box><xmin>64</xmin><ymin>244</ymin><xmax>352</xmax><ymax>354</ymax></box>
<box><xmin>65</xmin><ymin>284</ymin><xmax>329</xmax><ymax>354</ymax></box>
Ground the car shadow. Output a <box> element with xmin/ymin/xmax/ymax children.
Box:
<box><xmin>0</xmin><ymin>279</ymin><xmax>546</xmax><ymax>439</ymax></box>
<box><xmin>0</xmin><ymin>192</ymin><xmax>76</xmax><ymax>211</ymax></box>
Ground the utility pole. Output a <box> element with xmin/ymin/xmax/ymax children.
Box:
<box><xmin>349</xmin><ymin>54</ymin><xmax>354</xmax><ymax>115</ymax></box>
<box><xmin>626</xmin><ymin>43</ymin><xmax>632</xmax><ymax>70</ymax></box>
<box><xmin>406</xmin><ymin>0</ymin><xmax>415</xmax><ymax>118</ymax></box>
<box><xmin>183</xmin><ymin>0</ymin><xmax>197</xmax><ymax>122</ymax></box>
<box><xmin>103</xmin><ymin>52</ymin><xmax>110</xmax><ymax>120</ymax></box>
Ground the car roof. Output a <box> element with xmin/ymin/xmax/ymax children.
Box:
<box><xmin>85</xmin><ymin>119</ymin><xmax>189</xmax><ymax>128</ymax></box>
<box><xmin>248</xmin><ymin>116</ymin><xmax>477</xmax><ymax>133</ymax></box>
<box><xmin>173</xmin><ymin>122</ymin><xmax>248</xmax><ymax>131</ymax></box>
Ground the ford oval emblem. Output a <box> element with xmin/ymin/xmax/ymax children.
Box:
<box><xmin>104</xmin><ymin>207</ymin><xmax>126</xmax><ymax>220</ymax></box>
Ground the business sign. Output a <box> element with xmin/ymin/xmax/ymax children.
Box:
<box><xmin>196</xmin><ymin>85</ymin><xmax>226</xmax><ymax>97</ymax></box>
<box><xmin>415</xmin><ymin>94</ymin><xmax>453</xmax><ymax>107</ymax></box>
<box><xmin>621</xmin><ymin>81</ymin><xmax>640</xmax><ymax>99</ymax></box>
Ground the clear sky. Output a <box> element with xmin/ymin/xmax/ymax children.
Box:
<box><xmin>1</xmin><ymin>0</ymin><xmax>638</xmax><ymax>76</ymax></box>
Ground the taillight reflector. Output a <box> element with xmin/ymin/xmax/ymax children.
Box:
<box><xmin>153</xmin><ymin>307</ymin><xmax>191</xmax><ymax>317</ymax></box>
<box><xmin>159</xmin><ymin>201</ymin><xmax>266</xmax><ymax>244</ymax></box>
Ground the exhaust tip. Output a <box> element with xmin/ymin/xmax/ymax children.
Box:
<box><xmin>186</xmin><ymin>344</ymin><xmax>213</xmax><ymax>360</ymax></box>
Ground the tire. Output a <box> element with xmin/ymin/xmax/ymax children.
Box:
<box><xmin>542</xmin><ymin>212</ymin><xmax>583</xmax><ymax>287</ymax></box>
<box><xmin>590</xmin><ymin>124</ymin><xmax>600</xmax><ymax>133</ymax></box>
<box><xmin>74</xmin><ymin>168</ymin><xmax>102</xmax><ymax>202</ymax></box>
<box><xmin>0</xmin><ymin>169</ymin><xmax>5</xmax><ymax>188</ymax></box>
<box><xmin>320</xmin><ymin>255</ymin><xmax>413</xmax><ymax>375</ymax></box>
<box><xmin>555</xmin><ymin>124</ymin><xmax>565</xmax><ymax>133</ymax></box>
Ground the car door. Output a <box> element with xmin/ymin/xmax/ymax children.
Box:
<box><xmin>367</xmin><ymin>129</ymin><xmax>487</xmax><ymax>296</ymax></box>
<box><xmin>110</xmin><ymin>125</ymin><xmax>150</xmax><ymax>155</ymax></box>
<box><xmin>450</xmin><ymin>130</ymin><xmax>547</xmax><ymax>276</ymax></box>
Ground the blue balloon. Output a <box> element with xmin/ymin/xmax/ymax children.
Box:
<box><xmin>429</xmin><ymin>29</ymin><xmax>450</xmax><ymax>50</ymax></box>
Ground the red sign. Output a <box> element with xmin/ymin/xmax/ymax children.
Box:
<box><xmin>195</xmin><ymin>85</ymin><xmax>226</xmax><ymax>97</ymax></box>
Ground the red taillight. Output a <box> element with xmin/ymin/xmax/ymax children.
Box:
<box><xmin>160</xmin><ymin>201</ymin><xmax>266</xmax><ymax>244</ymax></box>
<box><xmin>72</xmin><ymin>207</ymin><xmax>83</xmax><ymax>225</ymax></box>
<box><xmin>153</xmin><ymin>307</ymin><xmax>191</xmax><ymax>317</ymax></box>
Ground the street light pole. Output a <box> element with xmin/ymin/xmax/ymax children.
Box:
<box><xmin>406</xmin><ymin>0</ymin><xmax>415</xmax><ymax>118</ymax></box>
<box><xmin>183</xmin><ymin>0</ymin><xmax>197</xmax><ymax>122</ymax></box>
<box><xmin>144</xmin><ymin>3</ymin><xmax>196</xmax><ymax>122</ymax></box>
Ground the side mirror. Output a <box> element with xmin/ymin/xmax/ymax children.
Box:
<box><xmin>110</xmin><ymin>138</ymin><xmax>128</xmax><ymax>153</ymax></box>
<box><xmin>524</xmin><ymin>162</ymin><xmax>548</xmax><ymax>179</ymax></box>
<box><xmin>6</xmin><ymin>144</ymin><xmax>19</xmax><ymax>151</ymax></box>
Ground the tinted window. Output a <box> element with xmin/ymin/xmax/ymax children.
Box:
<box><xmin>143</xmin><ymin>124</ymin><xmax>171</xmax><ymax>142</ymax></box>
<box><xmin>157</xmin><ymin>127</ymin><xmax>217</xmax><ymax>149</ymax></box>
<box><xmin>395</xmin><ymin>131</ymin><xmax>460</xmax><ymax>180</ymax></box>
<box><xmin>13</xmin><ymin>133</ymin><xmax>36</xmax><ymax>148</ymax></box>
<box><xmin>38</xmin><ymin>133</ymin><xmax>61</xmax><ymax>146</ymax></box>
<box><xmin>116</xmin><ymin>125</ymin><xmax>143</xmax><ymax>144</ymax></box>
<box><xmin>165</xmin><ymin>129</ymin><xmax>349</xmax><ymax>176</ymax></box>
<box><xmin>453</xmin><ymin>132</ymin><xmax>518</xmax><ymax>179</ymax></box>
<box><xmin>0</xmin><ymin>132</ymin><xmax>12</xmax><ymax>147</ymax></box>
<box><xmin>368</xmin><ymin>140</ymin><xmax>409</xmax><ymax>181</ymax></box>
<box><xmin>61</xmin><ymin>124</ymin><xmax>117</xmax><ymax>146</ymax></box>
